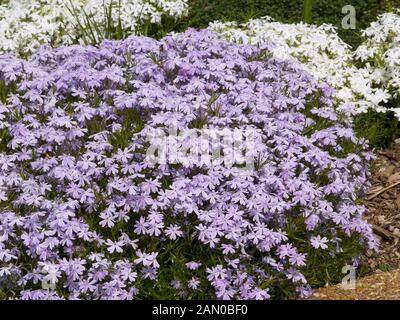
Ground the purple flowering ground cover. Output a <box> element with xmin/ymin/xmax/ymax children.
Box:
<box><xmin>0</xmin><ymin>29</ymin><xmax>378</xmax><ymax>300</ymax></box>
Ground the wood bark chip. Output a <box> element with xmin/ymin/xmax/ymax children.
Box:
<box><xmin>388</xmin><ymin>172</ymin><xmax>400</xmax><ymax>184</ymax></box>
<box><xmin>366</xmin><ymin>181</ymin><xmax>400</xmax><ymax>201</ymax></box>
<box><xmin>379</xmin><ymin>150</ymin><xmax>399</xmax><ymax>161</ymax></box>
<box><xmin>372</xmin><ymin>224</ymin><xmax>400</xmax><ymax>240</ymax></box>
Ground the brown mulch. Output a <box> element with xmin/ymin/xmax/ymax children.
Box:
<box><xmin>311</xmin><ymin>140</ymin><xmax>400</xmax><ymax>299</ymax></box>
<box><xmin>311</xmin><ymin>269</ymin><xmax>400</xmax><ymax>300</ymax></box>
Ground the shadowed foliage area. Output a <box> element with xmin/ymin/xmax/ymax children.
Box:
<box><xmin>179</xmin><ymin>0</ymin><xmax>400</xmax><ymax>48</ymax></box>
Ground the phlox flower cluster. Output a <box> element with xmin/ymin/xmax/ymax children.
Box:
<box><xmin>210</xmin><ymin>17</ymin><xmax>391</xmax><ymax>116</ymax></box>
<box><xmin>0</xmin><ymin>0</ymin><xmax>188</xmax><ymax>55</ymax></box>
<box><xmin>356</xmin><ymin>10</ymin><xmax>400</xmax><ymax>118</ymax></box>
<box><xmin>0</xmin><ymin>29</ymin><xmax>377</xmax><ymax>300</ymax></box>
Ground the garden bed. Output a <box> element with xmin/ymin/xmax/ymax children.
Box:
<box><xmin>1</xmin><ymin>0</ymin><xmax>400</xmax><ymax>301</ymax></box>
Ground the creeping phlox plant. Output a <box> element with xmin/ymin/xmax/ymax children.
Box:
<box><xmin>0</xmin><ymin>29</ymin><xmax>377</xmax><ymax>300</ymax></box>
<box><xmin>356</xmin><ymin>10</ymin><xmax>400</xmax><ymax>118</ymax></box>
<box><xmin>0</xmin><ymin>0</ymin><xmax>188</xmax><ymax>55</ymax></box>
<box><xmin>210</xmin><ymin>17</ymin><xmax>391</xmax><ymax>116</ymax></box>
